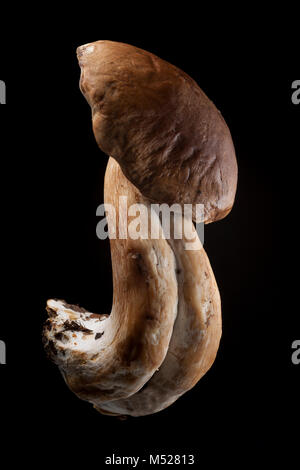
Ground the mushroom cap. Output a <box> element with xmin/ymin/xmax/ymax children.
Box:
<box><xmin>77</xmin><ymin>40</ymin><xmax>237</xmax><ymax>223</ymax></box>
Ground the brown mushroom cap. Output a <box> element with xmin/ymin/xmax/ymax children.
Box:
<box><xmin>77</xmin><ymin>40</ymin><xmax>237</xmax><ymax>223</ymax></box>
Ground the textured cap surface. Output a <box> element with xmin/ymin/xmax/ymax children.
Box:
<box><xmin>77</xmin><ymin>40</ymin><xmax>238</xmax><ymax>223</ymax></box>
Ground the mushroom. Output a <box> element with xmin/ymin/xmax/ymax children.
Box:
<box><xmin>43</xmin><ymin>40</ymin><xmax>237</xmax><ymax>416</ymax></box>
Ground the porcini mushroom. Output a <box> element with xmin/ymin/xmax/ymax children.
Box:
<box><xmin>43</xmin><ymin>40</ymin><xmax>237</xmax><ymax>416</ymax></box>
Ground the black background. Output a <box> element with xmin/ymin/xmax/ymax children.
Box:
<box><xmin>0</xmin><ymin>36</ymin><xmax>298</xmax><ymax>464</ymax></box>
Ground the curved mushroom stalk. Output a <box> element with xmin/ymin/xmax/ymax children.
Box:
<box><xmin>44</xmin><ymin>158</ymin><xmax>178</xmax><ymax>403</ymax></box>
<box><xmin>95</xmin><ymin>195</ymin><xmax>222</xmax><ymax>416</ymax></box>
<box><xmin>43</xmin><ymin>40</ymin><xmax>237</xmax><ymax>417</ymax></box>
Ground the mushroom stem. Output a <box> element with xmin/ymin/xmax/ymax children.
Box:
<box><xmin>94</xmin><ymin>194</ymin><xmax>222</xmax><ymax>416</ymax></box>
<box><xmin>44</xmin><ymin>158</ymin><xmax>178</xmax><ymax>403</ymax></box>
